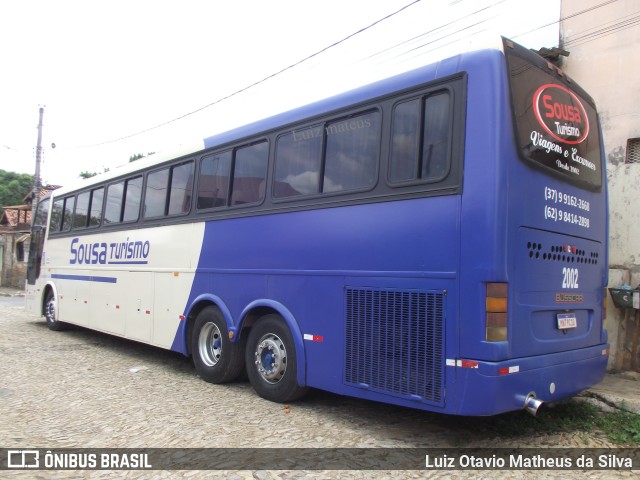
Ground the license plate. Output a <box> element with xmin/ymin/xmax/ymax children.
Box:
<box><xmin>557</xmin><ymin>313</ymin><xmax>577</xmax><ymax>330</ymax></box>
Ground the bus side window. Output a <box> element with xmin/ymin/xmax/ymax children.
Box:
<box><xmin>323</xmin><ymin>110</ymin><xmax>380</xmax><ymax>193</ymax></box>
<box><xmin>122</xmin><ymin>177</ymin><xmax>142</xmax><ymax>222</ymax></box>
<box><xmin>168</xmin><ymin>161</ymin><xmax>194</xmax><ymax>215</ymax></box>
<box><xmin>143</xmin><ymin>161</ymin><xmax>193</xmax><ymax>218</ymax></box>
<box><xmin>74</xmin><ymin>191</ymin><xmax>90</xmax><ymax>229</ymax></box>
<box><xmin>61</xmin><ymin>196</ymin><xmax>75</xmax><ymax>232</ymax></box>
<box><xmin>88</xmin><ymin>188</ymin><xmax>104</xmax><ymax>227</ymax></box>
<box><xmin>231</xmin><ymin>142</ymin><xmax>268</xmax><ymax>206</ymax></box>
<box><xmin>104</xmin><ymin>182</ymin><xmax>124</xmax><ymax>224</ymax></box>
<box><xmin>198</xmin><ymin>151</ymin><xmax>232</xmax><ymax>209</ymax></box>
<box><xmin>50</xmin><ymin>198</ymin><xmax>64</xmax><ymax>232</ymax></box>
<box><xmin>274</xmin><ymin>127</ymin><xmax>322</xmax><ymax>198</ymax></box>
<box><xmin>389</xmin><ymin>91</ymin><xmax>451</xmax><ymax>184</ymax></box>
<box><xmin>422</xmin><ymin>93</ymin><xmax>451</xmax><ymax>180</ymax></box>
<box><xmin>144</xmin><ymin>168</ymin><xmax>170</xmax><ymax>218</ymax></box>
<box><xmin>104</xmin><ymin>177</ymin><xmax>142</xmax><ymax>224</ymax></box>
<box><xmin>390</xmin><ymin>99</ymin><xmax>421</xmax><ymax>183</ymax></box>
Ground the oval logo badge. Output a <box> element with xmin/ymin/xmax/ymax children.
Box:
<box><xmin>533</xmin><ymin>84</ymin><xmax>589</xmax><ymax>145</ymax></box>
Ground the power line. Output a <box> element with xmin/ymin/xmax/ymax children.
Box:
<box><xmin>67</xmin><ymin>0</ymin><xmax>628</xmax><ymax>152</ymax></box>
<box><xmin>562</xmin><ymin>12</ymin><xmax>640</xmax><ymax>48</ymax></box>
<box><xmin>362</xmin><ymin>0</ymin><xmax>506</xmax><ymax>62</ymax></box>
<box><xmin>70</xmin><ymin>0</ymin><xmax>423</xmax><ymax>150</ymax></box>
<box><xmin>365</xmin><ymin>0</ymin><xmax>626</xmax><ymax>69</ymax></box>
<box><xmin>512</xmin><ymin>0</ymin><xmax>620</xmax><ymax>46</ymax></box>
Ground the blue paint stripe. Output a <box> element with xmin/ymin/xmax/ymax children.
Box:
<box><xmin>51</xmin><ymin>274</ymin><xmax>117</xmax><ymax>284</ymax></box>
<box><xmin>107</xmin><ymin>260</ymin><xmax>148</xmax><ymax>265</ymax></box>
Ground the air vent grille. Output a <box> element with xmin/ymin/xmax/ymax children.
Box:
<box><xmin>345</xmin><ymin>287</ymin><xmax>445</xmax><ymax>405</ymax></box>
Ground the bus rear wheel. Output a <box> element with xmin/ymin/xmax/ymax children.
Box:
<box><xmin>246</xmin><ymin>314</ymin><xmax>308</xmax><ymax>403</ymax></box>
<box><xmin>192</xmin><ymin>306</ymin><xmax>245</xmax><ymax>383</ymax></box>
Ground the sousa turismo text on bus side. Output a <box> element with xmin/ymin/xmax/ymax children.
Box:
<box><xmin>69</xmin><ymin>237</ymin><xmax>151</xmax><ymax>265</ymax></box>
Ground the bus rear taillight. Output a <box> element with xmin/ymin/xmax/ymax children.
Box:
<box><xmin>486</xmin><ymin>283</ymin><xmax>508</xmax><ymax>342</ymax></box>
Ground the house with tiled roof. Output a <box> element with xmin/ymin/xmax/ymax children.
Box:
<box><xmin>0</xmin><ymin>204</ymin><xmax>31</xmax><ymax>230</ymax></box>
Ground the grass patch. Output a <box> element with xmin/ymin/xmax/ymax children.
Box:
<box><xmin>442</xmin><ymin>400</ymin><xmax>640</xmax><ymax>445</ymax></box>
<box><xmin>477</xmin><ymin>400</ymin><xmax>599</xmax><ymax>436</ymax></box>
<box><xmin>596</xmin><ymin>407</ymin><xmax>640</xmax><ymax>444</ymax></box>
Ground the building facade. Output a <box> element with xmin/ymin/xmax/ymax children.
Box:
<box><xmin>0</xmin><ymin>204</ymin><xmax>31</xmax><ymax>288</ymax></box>
<box><xmin>0</xmin><ymin>186</ymin><xmax>59</xmax><ymax>289</ymax></box>
<box><xmin>561</xmin><ymin>0</ymin><xmax>640</xmax><ymax>369</ymax></box>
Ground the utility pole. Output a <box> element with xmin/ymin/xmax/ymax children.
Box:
<box><xmin>31</xmin><ymin>106</ymin><xmax>44</xmax><ymax>223</ymax></box>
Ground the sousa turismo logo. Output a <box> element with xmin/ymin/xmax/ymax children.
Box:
<box><xmin>533</xmin><ymin>84</ymin><xmax>589</xmax><ymax>145</ymax></box>
<box><xmin>69</xmin><ymin>237</ymin><xmax>150</xmax><ymax>265</ymax></box>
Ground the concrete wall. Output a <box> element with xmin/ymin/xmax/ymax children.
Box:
<box><xmin>561</xmin><ymin>0</ymin><xmax>640</xmax><ymax>369</ymax></box>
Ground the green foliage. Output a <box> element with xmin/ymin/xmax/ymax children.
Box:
<box><xmin>439</xmin><ymin>399</ymin><xmax>640</xmax><ymax>446</ymax></box>
<box><xmin>597</xmin><ymin>407</ymin><xmax>640</xmax><ymax>444</ymax></box>
<box><xmin>0</xmin><ymin>169</ymin><xmax>33</xmax><ymax>216</ymax></box>
<box><xmin>443</xmin><ymin>400</ymin><xmax>600</xmax><ymax>442</ymax></box>
<box><xmin>79</xmin><ymin>167</ymin><xmax>109</xmax><ymax>179</ymax></box>
<box><xmin>129</xmin><ymin>152</ymin><xmax>155</xmax><ymax>162</ymax></box>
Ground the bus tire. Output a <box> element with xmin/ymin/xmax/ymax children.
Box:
<box><xmin>192</xmin><ymin>306</ymin><xmax>245</xmax><ymax>384</ymax></box>
<box><xmin>44</xmin><ymin>291</ymin><xmax>66</xmax><ymax>331</ymax></box>
<box><xmin>246</xmin><ymin>314</ymin><xmax>308</xmax><ymax>403</ymax></box>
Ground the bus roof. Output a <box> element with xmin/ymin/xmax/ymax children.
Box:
<box><xmin>52</xmin><ymin>40</ymin><xmax>512</xmax><ymax>198</ymax></box>
<box><xmin>201</xmin><ymin>48</ymin><xmax>496</xmax><ymax>151</ymax></box>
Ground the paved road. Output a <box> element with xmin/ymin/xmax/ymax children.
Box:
<box><xmin>0</xmin><ymin>300</ymin><xmax>634</xmax><ymax>479</ymax></box>
<box><xmin>0</xmin><ymin>293</ymin><xmax>26</xmax><ymax>308</ymax></box>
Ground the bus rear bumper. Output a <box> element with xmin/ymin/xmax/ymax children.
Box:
<box><xmin>453</xmin><ymin>343</ymin><xmax>609</xmax><ymax>416</ymax></box>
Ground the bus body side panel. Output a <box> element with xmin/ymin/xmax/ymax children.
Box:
<box><xmin>182</xmin><ymin>195</ymin><xmax>460</xmax><ymax>412</ymax></box>
<box><xmin>33</xmin><ymin>223</ymin><xmax>203</xmax><ymax>348</ymax></box>
<box><xmin>457</xmin><ymin>49</ymin><xmax>511</xmax><ymax>361</ymax></box>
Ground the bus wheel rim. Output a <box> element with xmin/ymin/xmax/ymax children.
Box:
<box><xmin>254</xmin><ymin>333</ymin><xmax>286</xmax><ymax>384</ymax></box>
<box><xmin>199</xmin><ymin>322</ymin><xmax>222</xmax><ymax>367</ymax></box>
<box><xmin>45</xmin><ymin>298</ymin><xmax>56</xmax><ymax>323</ymax></box>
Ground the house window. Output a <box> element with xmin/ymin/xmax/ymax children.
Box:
<box><xmin>15</xmin><ymin>239</ymin><xmax>25</xmax><ymax>262</ymax></box>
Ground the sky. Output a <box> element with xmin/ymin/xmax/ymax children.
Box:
<box><xmin>0</xmin><ymin>0</ymin><xmax>560</xmax><ymax>188</ymax></box>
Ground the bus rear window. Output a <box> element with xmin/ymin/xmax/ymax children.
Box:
<box><xmin>506</xmin><ymin>45</ymin><xmax>602</xmax><ymax>190</ymax></box>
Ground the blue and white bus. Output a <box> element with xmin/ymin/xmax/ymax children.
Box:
<box><xmin>26</xmin><ymin>37</ymin><xmax>608</xmax><ymax>416</ymax></box>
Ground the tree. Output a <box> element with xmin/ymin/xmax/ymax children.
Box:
<box><xmin>129</xmin><ymin>152</ymin><xmax>155</xmax><ymax>162</ymax></box>
<box><xmin>0</xmin><ymin>170</ymin><xmax>33</xmax><ymax>217</ymax></box>
<box><xmin>79</xmin><ymin>167</ymin><xmax>110</xmax><ymax>180</ymax></box>
<box><xmin>77</xmin><ymin>150</ymin><xmax>154</xmax><ymax>180</ymax></box>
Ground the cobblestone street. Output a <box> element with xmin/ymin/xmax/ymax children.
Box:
<box><xmin>0</xmin><ymin>300</ymin><xmax>635</xmax><ymax>479</ymax></box>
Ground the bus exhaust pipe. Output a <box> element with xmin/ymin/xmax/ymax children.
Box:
<box><xmin>524</xmin><ymin>393</ymin><xmax>543</xmax><ymax>416</ymax></box>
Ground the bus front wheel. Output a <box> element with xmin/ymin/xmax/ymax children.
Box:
<box><xmin>192</xmin><ymin>306</ymin><xmax>245</xmax><ymax>384</ymax></box>
<box><xmin>246</xmin><ymin>314</ymin><xmax>308</xmax><ymax>403</ymax></box>
<box><xmin>44</xmin><ymin>291</ymin><xmax>66</xmax><ymax>331</ymax></box>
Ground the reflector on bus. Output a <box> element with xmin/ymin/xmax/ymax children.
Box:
<box><xmin>486</xmin><ymin>282</ymin><xmax>508</xmax><ymax>342</ymax></box>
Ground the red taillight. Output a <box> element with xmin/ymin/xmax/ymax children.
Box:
<box><xmin>486</xmin><ymin>283</ymin><xmax>508</xmax><ymax>342</ymax></box>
